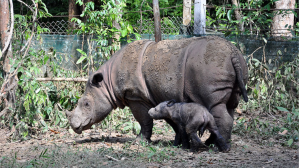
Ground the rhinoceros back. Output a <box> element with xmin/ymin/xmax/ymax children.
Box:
<box><xmin>142</xmin><ymin>38</ymin><xmax>203</xmax><ymax>104</ymax></box>
<box><xmin>111</xmin><ymin>37</ymin><xmax>247</xmax><ymax>109</ymax></box>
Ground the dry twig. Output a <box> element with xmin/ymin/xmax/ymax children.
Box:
<box><xmin>105</xmin><ymin>155</ymin><xmax>119</xmax><ymax>161</ymax></box>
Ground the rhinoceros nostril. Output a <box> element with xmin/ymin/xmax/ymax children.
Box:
<box><xmin>71</xmin><ymin>120</ymin><xmax>81</xmax><ymax>130</ymax></box>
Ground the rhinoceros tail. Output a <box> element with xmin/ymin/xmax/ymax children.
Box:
<box><xmin>232</xmin><ymin>56</ymin><xmax>248</xmax><ymax>102</ymax></box>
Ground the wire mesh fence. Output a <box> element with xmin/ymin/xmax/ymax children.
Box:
<box><xmin>10</xmin><ymin>16</ymin><xmax>299</xmax><ymax>78</ymax></box>
<box><xmin>14</xmin><ymin>19</ymin><xmax>79</xmax><ymax>35</ymax></box>
<box><xmin>13</xmin><ymin>16</ymin><xmax>207</xmax><ymax>36</ymax></box>
<box><xmin>25</xmin><ymin>17</ymin><xmax>210</xmax><ymax>36</ymax></box>
<box><xmin>37</xmin><ymin>20</ymin><xmax>79</xmax><ymax>35</ymax></box>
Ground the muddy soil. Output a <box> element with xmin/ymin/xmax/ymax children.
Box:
<box><xmin>0</xmin><ymin>119</ymin><xmax>298</xmax><ymax>168</ymax></box>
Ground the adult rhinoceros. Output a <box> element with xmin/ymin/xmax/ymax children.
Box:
<box><xmin>65</xmin><ymin>36</ymin><xmax>248</xmax><ymax>149</ymax></box>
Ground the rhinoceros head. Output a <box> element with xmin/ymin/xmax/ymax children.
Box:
<box><xmin>66</xmin><ymin>71</ymin><xmax>114</xmax><ymax>134</ymax></box>
<box><xmin>148</xmin><ymin>100</ymin><xmax>177</xmax><ymax>119</ymax></box>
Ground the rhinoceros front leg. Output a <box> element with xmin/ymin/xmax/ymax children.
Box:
<box><xmin>128</xmin><ymin>101</ymin><xmax>153</xmax><ymax>142</ymax></box>
<box><xmin>205</xmin><ymin>104</ymin><xmax>233</xmax><ymax>149</ymax></box>
<box><xmin>163</xmin><ymin>118</ymin><xmax>183</xmax><ymax>146</ymax></box>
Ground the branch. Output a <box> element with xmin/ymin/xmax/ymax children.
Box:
<box><xmin>0</xmin><ymin>107</ymin><xmax>10</xmax><ymax>117</ymax></box>
<box><xmin>0</xmin><ymin>0</ymin><xmax>14</xmax><ymax>60</ymax></box>
<box><xmin>16</xmin><ymin>0</ymin><xmax>34</xmax><ymax>13</ymax></box>
<box><xmin>36</xmin><ymin>77</ymin><xmax>88</xmax><ymax>82</ymax></box>
<box><xmin>105</xmin><ymin>155</ymin><xmax>119</xmax><ymax>161</ymax></box>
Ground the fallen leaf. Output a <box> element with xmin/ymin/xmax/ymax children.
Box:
<box><xmin>207</xmin><ymin>159</ymin><xmax>213</xmax><ymax>164</ymax></box>
<box><xmin>50</xmin><ymin>129</ymin><xmax>60</xmax><ymax>134</ymax></box>
<box><xmin>236</xmin><ymin>108</ymin><xmax>242</xmax><ymax>114</ymax></box>
<box><xmin>278</xmin><ymin>130</ymin><xmax>288</xmax><ymax>135</ymax></box>
<box><xmin>244</xmin><ymin>123</ymin><xmax>248</xmax><ymax>129</ymax></box>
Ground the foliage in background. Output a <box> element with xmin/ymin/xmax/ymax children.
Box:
<box><xmin>1</xmin><ymin>0</ymin><xmax>142</xmax><ymax>141</ymax></box>
<box><xmin>206</xmin><ymin>0</ymin><xmax>299</xmax><ymax>37</ymax></box>
<box><xmin>1</xmin><ymin>46</ymin><xmax>86</xmax><ymax>139</ymax></box>
<box><xmin>235</xmin><ymin>39</ymin><xmax>299</xmax><ymax>147</ymax></box>
<box><xmin>124</xmin><ymin>0</ymin><xmax>183</xmax><ymax>24</ymax></box>
<box><xmin>71</xmin><ymin>0</ymin><xmax>140</xmax><ymax>71</ymax></box>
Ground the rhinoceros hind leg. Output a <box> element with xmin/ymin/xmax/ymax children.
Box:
<box><xmin>206</xmin><ymin>114</ymin><xmax>230</xmax><ymax>152</ymax></box>
<box><xmin>205</xmin><ymin>104</ymin><xmax>233</xmax><ymax>150</ymax></box>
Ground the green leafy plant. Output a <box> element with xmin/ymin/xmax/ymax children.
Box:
<box><xmin>71</xmin><ymin>0</ymin><xmax>140</xmax><ymax>71</ymax></box>
<box><xmin>207</xmin><ymin>0</ymin><xmax>296</xmax><ymax>37</ymax></box>
<box><xmin>235</xmin><ymin>41</ymin><xmax>299</xmax><ymax>148</ymax></box>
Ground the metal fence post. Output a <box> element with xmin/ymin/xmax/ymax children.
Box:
<box><xmin>194</xmin><ymin>0</ymin><xmax>206</xmax><ymax>35</ymax></box>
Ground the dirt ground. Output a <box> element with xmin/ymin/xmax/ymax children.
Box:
<box><xmin>0</xmin><ymin>119</ymin><xmax>298</xmax><ymax>168</ymax></box>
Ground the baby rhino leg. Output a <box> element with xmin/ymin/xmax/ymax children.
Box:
<box><xmin>186</xmin><ymin>121</ymin><xmax>207</xmax><ymax>152</ymax></box>
<box><xmin>178</xmin><ymin>125</ymin><xmax>190</xmax><ymax>149</ymax></box>
<box><xmin>189</xmin><ymin>132</ymin><xmax>208</xmax><ymax>152</ymax></box>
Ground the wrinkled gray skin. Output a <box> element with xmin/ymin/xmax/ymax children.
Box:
<box><xmin>148</xmin><ymin>100</ymin><xmax>230</xmax><ymax>152</ymax></box>
<box><xmin>65</xmin><ymin>37</ymin><xmax>248</xmax><ymax>150</ymax></box>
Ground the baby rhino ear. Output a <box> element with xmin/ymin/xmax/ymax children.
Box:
<box><xmin>90</xmin><ymin>72</ymin><xmax>103</xmax><ymax>86</ymax></box>
<box><xmin>167</xmin><ymin>99</ymin><xmax>176</xmax><ymax>107</ymax></box>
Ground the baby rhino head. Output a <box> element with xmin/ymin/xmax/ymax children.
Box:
<box><xmin>148</xmin><ymin>100</ymin><xmax>176</xmax><ymax>119</ymax></box>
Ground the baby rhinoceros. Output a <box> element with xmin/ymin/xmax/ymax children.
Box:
<box><xmin>148</xmin><ymin>100</ymin><xmax>229</xmax><ymax>152</ymax></box>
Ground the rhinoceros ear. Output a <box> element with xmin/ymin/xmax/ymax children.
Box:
<box><xmin>167</xmin><ymin>99</ymin><xmax>176</xmax><ymax>107</ymax></box>
<box><xmin>91</xmin><ymin>72</ymin><xmax>103</xmax><ymax>86</ymax></box>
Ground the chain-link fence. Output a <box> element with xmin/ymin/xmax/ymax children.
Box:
<box><xmin>11</xmin><ymin>16</ymin><xmax>299</xmax><ymax>72</ymax></box>
<box><xmin>25</xmin><ymin>16</ymin><xmax>214</xmax><ymax>36</ymax></box>
<box><xmin>134</xmin><ymin>16</ymin><xmax>218</xmax><ymax>36</ymax></box>
<box><xmin>37</xmin><ymin>20</ymin><xmax>79</xmax><ymax>35</ymax></box>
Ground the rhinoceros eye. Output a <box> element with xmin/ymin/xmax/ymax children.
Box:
<box><xmin>82</xmin><ymin>99</ymin><xmax>91</xmax><ymax>109</ymax></box>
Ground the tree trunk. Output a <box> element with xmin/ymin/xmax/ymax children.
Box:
<box><xmin>182</xmin><ymin>0</ymin><xmax>191</xmax><ymax>35</ymax></box>
<box><xmin>68</xmin><ymin>0</ymin><xmax>80</xmax><ymax>29</ymax></box>
<box><xmin>232</xmin><ymin>0</ymin><xmax>244</xmax><ymax>32</ymax></box>
<box><xmin>153</xmin><ymin>0</ymin><xmax>161</xmax><ymax>42</ymax></box>
<box><xmin>0</xmin><ymin>0</ymin><xmax>15</xmax><ymax>115</ymax></box>
<box><xmin>80</xmin><ymin>0</ymin><xmax>94</xmax><ymax>22</ymax></box>
<box><xmin>271</xmin><ymin>0</ymin><xmax>295</xmax><ymax>40</ymax></box>
<box><xmin>0</xmin><ymin>0</ymin><xmax>13</xmax><ymax>73</ymax></box>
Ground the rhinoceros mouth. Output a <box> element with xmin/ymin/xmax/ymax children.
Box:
<box><xmin>73</xmin><ymin>125</ymin><xmax>83</xmax><ymax>134</ymax></box>
<box><xmin>73</xmin><ymin>118</ymin><xmax>93</xmax><ymax>134</ymax></box>
<box><xmin>148</xmin><ymin>108</ymin><xmax>158</xmax><ymax>117</ymax></box>
<box><xmin>70</xmin><ymin>118</ymin><xmax>92</xmax><ymax>134</ymax></box>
